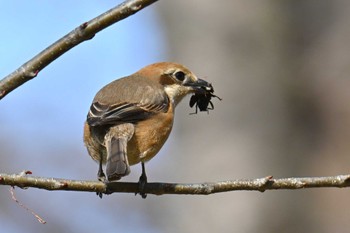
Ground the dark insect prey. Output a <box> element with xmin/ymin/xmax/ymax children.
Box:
<box><xmin>189</xmin><ymin>84</ymin><xmax>222</xmax><ymax>114</ymax></box>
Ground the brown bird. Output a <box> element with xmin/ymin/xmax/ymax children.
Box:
<box><xmin>83</xmin><ymin>62</ymin><xmax>213</xmax><ymax>197</ymax></box>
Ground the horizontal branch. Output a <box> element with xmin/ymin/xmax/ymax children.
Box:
<box><xmin>0</xmin><ymin>0</ymin><xmax>158</xmax><ymax>100</ymax></box>
<box><xmin>1</xmin><ymin>172</ymin><xmax>350</xmax><ymax>196</ymax></box>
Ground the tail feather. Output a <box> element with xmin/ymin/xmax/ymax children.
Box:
<box><xmin>106</xmin><ymin>137</ymin><xmax>131</xmax><ymax>181</ymax></box>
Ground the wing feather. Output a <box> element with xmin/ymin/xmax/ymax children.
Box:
<box><xmin>87</xmin><ymin>75</ymin><xmax>169</xmax><ymax>126</ymax></box>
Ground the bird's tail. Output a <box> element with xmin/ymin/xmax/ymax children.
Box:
<box><xmin>105</xmin><ymin>136</ymin><xmax>131</xmax><ymax>181</ymax></box>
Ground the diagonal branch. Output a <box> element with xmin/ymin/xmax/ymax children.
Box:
<box><xmin>0</xmin><ymin>0</ymin><xmax>159</xmax><ymax>100</ymax></box>
<box><xmin>1</xmin><ymin>172</ymin><xmax>350</xmax><ymax>196</ymax></box>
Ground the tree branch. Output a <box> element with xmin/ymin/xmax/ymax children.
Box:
<box><xmin>0</xmin><ymin>0</ymin><xmax>158</xmax><ymax>100</ymax></box>
<box><xmin>1</xmin><ymin>172</ymin><xmax>350</xmax><ymax>196</ymax></box>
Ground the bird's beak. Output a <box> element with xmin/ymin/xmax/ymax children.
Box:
<box><xmin>184</xmin><ymin>78</ymin><xmax>213</xmax><ymax>94</ymax></box>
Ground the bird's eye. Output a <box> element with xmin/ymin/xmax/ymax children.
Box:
<box><xmin>174</xmin><ymin>71</ymin><xmax>185</xmax><ymax>82</ymax></box>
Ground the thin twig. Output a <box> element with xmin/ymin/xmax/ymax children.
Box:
<box><xmin>9</xmin><ymin>186</ymin><xmax>46</xmax><ymax>224</ymax></box>
<box><xmin>1</xmin><ymin>172</ymin><xmax>350</xmax><ymax>196</ymax></box>
<box><xmin>0</xmin><ymin>0</ymin><xmax>158</xmax><ymax>100</ymax></box>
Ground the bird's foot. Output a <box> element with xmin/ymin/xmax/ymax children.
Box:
<box><xmin>137</xmin><ymin>172</ymin><xmax>148</xmax><ymax>199</ymax></box>
<box><xmin>136</xmin><ymin>162</ymin><xmax>147</xmax><ymax>199</ymax></box>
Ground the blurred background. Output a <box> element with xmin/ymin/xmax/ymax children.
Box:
<box><xmin>1</xmin><ymin>0</ymin><xmax>350</xmax><ymax>232</ymax></box>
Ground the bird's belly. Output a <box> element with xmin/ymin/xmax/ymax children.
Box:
<box><xmin>127</xmin><ymin>114</ymin><xmax>173</xmax><ymax>165</ymax></box>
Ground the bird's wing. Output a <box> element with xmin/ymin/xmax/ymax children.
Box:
<box><xmin>87</xmin><ymin>101</ymin><xmax>168</xmax><ymax>126</ymax></box>
<box><xmin>86</xmin><ymin>76</ymin><xmax>169</xmax><ymax>127</ymax></box>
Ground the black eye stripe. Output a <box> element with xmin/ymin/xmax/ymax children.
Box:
<box><xmin>174</xmin><ymin>71</ymin><xmax>185</xmax><ymax>81</ymax></box>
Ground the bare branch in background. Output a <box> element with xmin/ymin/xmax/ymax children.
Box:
<box><xmin>0</xmin><ymin>0</ymin><xmax>158</xmax><ymax>100</ymax></box>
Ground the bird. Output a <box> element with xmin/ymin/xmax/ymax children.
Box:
<box><xmin>83</xmin><ymin>62</ymin><xmax>213</xmax><ymax>197</ymax></box>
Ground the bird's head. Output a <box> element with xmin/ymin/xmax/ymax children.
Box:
<box><xmin>137</xmin><ymin>62</ymin><xmax>212</xmax><ymax>106</ymax></box>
